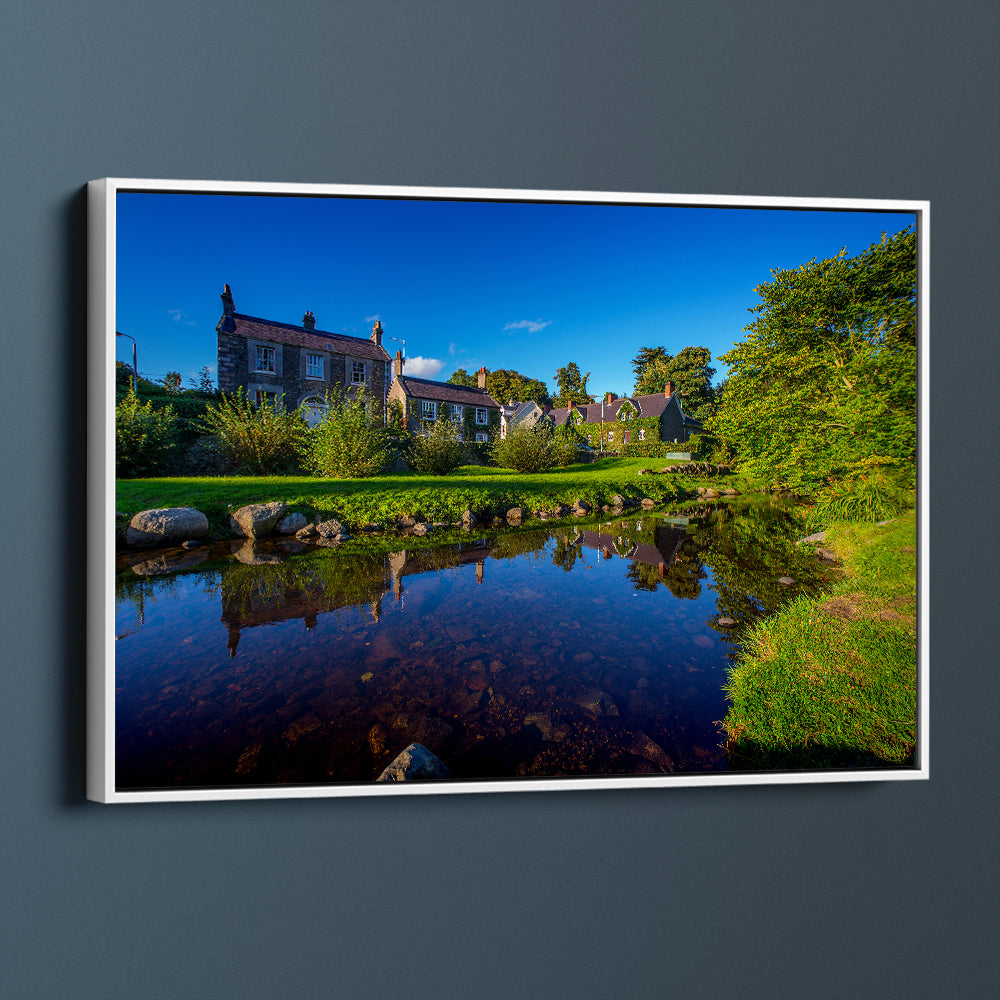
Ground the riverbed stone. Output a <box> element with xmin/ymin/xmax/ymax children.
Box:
<box><xmin>460</xmin><ymin>509</ymin><xmax>477</xmax><ymax>526</ymax></box>
<box><xmin>718</xmin><ymin>617</ymin><xmax>737</xmax><ymax>627</ymax></box>
<box><xmin>229</xmin><ymin>502</ymin><xmax>289</xmax><ymax>539</ymax></box>
<box><xmin>390</xmin><ymin>714</ymin><xmax>453</xmax><ymax>750</ymax></box>
<box><xmin>640</xmin><ymin>498</ymin><xmax>657</xmax><ymax>510</ymax></box>
<box><xmin>572</xmin><ymin>500</ymin><xmax>592</xmax><ymax>515</ymax></box>
<box><xmin>376</xmin><ymin>743</ymin><xmax>451</xmax><ymax>782</ymax></box>
<box><xmin>295</xmin><ymin>523</ymin><xmax>318</xmax><ymax>538</ymax></box>
<box><xmin>276</xmin><ymin>512</ymin><xmax>307</xmax><ymax>535</ymax></box>
<box><xmin>506</xmin><ymin>507</ymin><xmax>524</xmax><ymax>522</ymax></box>
<box><xmin>315</xmin><ymin>518</ymin><xmax>345</xmax><ymax>538</ymax></box>
<box><xmin>412</xmin><ymin>522</ymin><xmax>432</xmax><ymax>536</ymax></box>
<box><xmin>126</xmin><ymin>507</ymin><xmax>209</xmax><ymax>548</ymax></box>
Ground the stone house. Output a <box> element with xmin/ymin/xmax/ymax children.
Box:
<box><xmin>498</xmin><ymin>400</ymin><xmax>547</xmax><ymax>439</ymax></box>
<box><xmin>547</xmin><ymin>381</ymin><xmax>702</xmax><ymax>447</ymax></box>
<box><xmin>215</xmin><ymin>284</ymin><xmax>392</xmax><ymax>424</ymax></box>
<box><xmin>386</xmin><ymin>358</ymin><xmax>501</xmax><ymax>441</ymax></box>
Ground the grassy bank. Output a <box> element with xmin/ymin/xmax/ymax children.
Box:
<box><xmin>116</xmin><ymin>457</ymin><xmax>711</xmax><ymax>533</ymax></box>
<box><xmin>721</xmin><ymin>510</ymin><xmax>917</xmax><ymax>770</ymax></box>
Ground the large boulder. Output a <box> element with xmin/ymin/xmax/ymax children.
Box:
<box><xmin>376</xmin><ymin>743</ymin><xmax>451</xmax><ymax>782</ymax></box>
<box><xmin>229</xmin><ymin>502</ymin><xmax>289</xmax><ymax>539</ymax></box>
<box><xmin>315</xmin><ymin>517</ymin><xmax>346</xmax><ymax>538</ymax></box>
<box><xmin>126</xmin><ymin>507</ymin><xmax>209</xmax><ymax>548</ymax></box>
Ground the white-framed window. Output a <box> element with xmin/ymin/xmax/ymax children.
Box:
<box><xmin>586</xmin><ymin>434</ymin><xmax>592</xmax><ymax>444</ymax></box>
<box><xmin>619</xmin><ymin>408</ymin><xmax>630</xmax><ymax>421</ymax></box>
<box><xmin>306</xmin><ymin>353</ymin><xmax>323</xmax><ymax>378</ymax></box>
<box><xmin>255</xmin><ymin>345</ymin><xmax>276</xmax><ymax>374</ymax></box>
<box><xmin>421</xmin><ymin>400</ymin><xmax>437</xmax><ymax>420</ymax></box>
<box><xmin>638</xmin><ymin>428</ymin><xmax>646</xmax><ymax>441</ymax></box>
<box><xmin>475</xmin><ymin>432</ymin><xmax>488</xmax><ymax>443</ymax></box>
<box><xmin>351</xmin><ymin>360</ymin><xmax>366</xmax><ymax>384</ymax></box>
<box><xmin>476</xmin><ymin>407</ymin><xmax>488</xmax><ymax>425</ymax></box>
<box><xmin>607</xmin><ymin>430</ymin><xmax>614</xmax><ymax>442</ymax></box>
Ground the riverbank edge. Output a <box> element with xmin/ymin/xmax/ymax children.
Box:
<box><xmin>720</xmin><ymin>510</ymin><xmax>918</xmax><ymax>771</ymax></box>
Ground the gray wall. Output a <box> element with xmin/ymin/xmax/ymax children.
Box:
<box><xmin>1</xmin><ymin>2</ymin><xmax>996</xmax><ymax>997</ymax></box>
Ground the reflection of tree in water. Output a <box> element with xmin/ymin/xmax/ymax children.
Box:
<box><xmin>551</xmin><ymin>535</ymin><xmax>579</xmax><ymax>573</ymax></box>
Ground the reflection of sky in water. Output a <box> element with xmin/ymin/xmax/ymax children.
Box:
<box><xmin>114</xmin><ymin>506</ymin><xmax>828</xmax><ymax>790</ymax></box>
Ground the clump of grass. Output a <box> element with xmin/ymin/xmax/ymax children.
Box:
<box><xmin>807</xmin><ymin>469</ymin><xmax>911</xmax><ymax>529</ymax></box>
<box><xmin>722</xmin><ymin>510</ymin><xmax>917</xmax><ymax>770</ymax></box>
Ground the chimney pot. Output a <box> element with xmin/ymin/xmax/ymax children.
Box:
<box><xmin>477</xmin><ymin>367</ymin><xmax>488</xmax><ymax>390</ymax></box>
<box><xmin>303</xmin><ymin>311</ymin><xmax>316</xmax><ymax>331</ymax></box>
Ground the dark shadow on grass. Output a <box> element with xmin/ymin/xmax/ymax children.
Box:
<box><xmin>726</xmin><ymin>736</ymin><xmax>916</xmax><ymax>772</ymax></box>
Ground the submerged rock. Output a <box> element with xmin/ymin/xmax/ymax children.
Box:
<box><xmin>376</xmin><ymin>743</ymin><xmax>451</xmax><ymax>782</ymax></box>
<box><xmin>126</xmin><ymin>507</ymin><xmax>209</xmax><ymax>548</ymax></box>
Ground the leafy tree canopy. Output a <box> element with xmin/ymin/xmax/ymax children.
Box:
<box><xmin>706</xmin><ymin>228</ymin><xmax>917</xmax><ymax>489</ymax></box>
<box><xmin>634</xmin><ymin>345</ymin><xmax>716</xmax><ymax>417</ymax></box>
<box><xmin>447</xmin><ymin>368</ymin><xmax>477</xmax><ymax>387</ymax></box>
<box><xmin>552</xmin><ymin>361</ymin><xmax>595</xmax><ymax>409</ymax></box>
<box><xmin>484</xmin><ymin>368</ymin><xmax>551</xmax><ymax>408</ymax></box>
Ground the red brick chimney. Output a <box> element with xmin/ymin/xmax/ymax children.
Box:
<box><xmin>477</xmin><ymin>366</ymin><xmax>488</xmax><ymax>389</ymax></box>
<box><xmin>393</xmin><ymin>350</ymin><xmax>404</xmax><ymax>380</ymax></box>
<box><xmin>302</xmin><ymin>310</ymin><xmax>316</xmax><ymax>331</ymax></box>
<box><xmin>664</xmin><ymin>381</ymin><xmax>675</xmax><ymax>399</ymax></box>
<box><xmin>370</xmin><ymin>319</ymin><xmax>383</xmax><ymax>347</ymax></box>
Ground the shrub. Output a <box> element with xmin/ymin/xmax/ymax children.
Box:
<box><xmin>116</xmin><ymin>390</ymin><xmax>178</xmax><ymax>477</ymax></box>
<box><xmin>409</xmin><ymin>417</ymin><xmax>466</xmax><ymax>476</ymax></box>
<box><xmin>194</xmin><ymin>387</ymin><xmax>306</xmax><ymax>475</ymax></box>
<box><xmin>491</xmin><ymin>425</ymin><xmax>559</xmax><ymax>473</ymax></box>
<box><xmin>551</xmin><ymin>427</ymin><xmax>580</xmax><ymax>467</ymax></box>
<box><xmin>303</xmin><ymin>390</ymin><xmax>391</xmax><ymax>478</ymax></box>
<box><xmin>807</xmin><ymin>468</ymin><xmax>911</xmax><ymax>527</ymax></box>
<box><xmin>178</xmin><ymin>434</ymin><xmax>240</xmax><ymax>476</ymax></box>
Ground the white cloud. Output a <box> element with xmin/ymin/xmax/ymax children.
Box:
<box><xmin>503</xmin><ymin>318</ymin><xmax>551</xmax><ymax>334</ymax></box>
<box><xmin>364</xmin><ymin>313</ymin><xmax>381</xmax><ymax>323</ymax></box>
<box><xmin>402</xmin><ymin>356</ymin><xmax>445</xmax><ymax>378</ymax></box>
<box><xmin>167</xmin><ymin>309</ymin><xmax>196</xmax><ymax>326</ymax></box>
<box><xmin>448</xmin><ymin>342</ymin><xmax>466</xmax><ymax>356</ymax></box>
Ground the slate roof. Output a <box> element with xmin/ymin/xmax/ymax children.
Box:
<box><xmin>547</xmin><ymin>393</ymin><xmax>703</xmax><ymax>430</ymax></box>
<box><xmin>218</xmin><ymin>312</ymin><xmax>391</xmax><ymax>362</ymax></box>
<box><xmin>395</xmin><ymin>376</ymin><xmax>500</xmax><ymax>408</ymax></box>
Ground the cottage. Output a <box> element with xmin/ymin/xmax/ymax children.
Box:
<box><xmin>215</xmin><ymin>284</ymin><xmax>392</xmax><ymax>424</ymax></box>
<box><xmin>547</xmin><ymin>381</ymin><xmax>702</xmax><ymax>448</ymax></box>
<box><xmin>386</xmin><ymin>358</ymin><xmax>501</xmax><ymax>441</ymax></box>
<box><xmin>499</xmin><ymin>399</ymin><xmax>547</xmax><ymax>439</ymax></box>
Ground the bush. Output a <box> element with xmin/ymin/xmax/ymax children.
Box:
<box><xmin>552</xmin><ymin>427</ymin><xmax>580</xmax><ymax>467</ymax></box>
<box><xmin>116</xmin><ymin>390</ymin><xmax>178</xmax><ymax>477</ymax></box>
<box><xmin>807</xmin><ymin>468</ymin><xmax>911</xmax><ymax>527</ymax></box>
<box><xmin>409</xmin><ymin>417</ymin><xmax>466</xmax><ymax>476</ymax></box>
<box><xmin>491</xmin><ymin>425</ymin><xmax>560</xmax><ymax>473</ymax></box>
<box><xmin>178</xmin><ymin>434</ymin><xmax>240</xmax><ymax>476</ymax></box>
<box><xmin>194</xmin><ymin>387</ymin><xmax>306</xmax><ymax>475</ymax></box>
<box><xmin>302</xmin><ymin>390</ymin><xmax>391</xmax><ymax>478</ymax></box>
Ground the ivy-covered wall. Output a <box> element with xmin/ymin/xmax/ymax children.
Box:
<box><xmin>561</xmin><ymin>407</ymin><xmax>692</xmax><ymax>458</ymax></box>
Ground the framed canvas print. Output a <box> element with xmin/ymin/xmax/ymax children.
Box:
<box><xmin>88</xmin><ymin>178</ymin><xmax>929</xmax><ymax>803</ymax></box>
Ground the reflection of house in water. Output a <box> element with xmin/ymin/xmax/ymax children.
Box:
<box><xmin>577</xmin><ymin>522</ymin><xmax>688</xmax><ymax>576</ymax></box>
<box><xmin>220</xmin><ymin>540</ymin><xmax>493</xmax><ymax>655</ymax></box>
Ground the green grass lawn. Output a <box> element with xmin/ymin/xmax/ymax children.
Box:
<box><xmin>116</xmin><ymin>457</ymin><xmax>704</xmax><ymax>532</ymax></box>
<box><xmin>721</xmin><ymin>511</ymin><xmax>918</xmax><ymax>770</ymax></box>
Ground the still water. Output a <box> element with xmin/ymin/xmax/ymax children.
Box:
<box><xmin>114</xmin><ymin>500</ymin><xmax>830</xmax><ymax>789</ymax></box>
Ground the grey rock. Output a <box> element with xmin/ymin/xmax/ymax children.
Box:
<box><xmin>130</xmin><ymin>547</ymin><xmax>209</xmax><ymax>576</ymax></box>
<box><xmin>396</xmin><ymin>514</ymin><xmax>417</xmax><ymax>528</ymax></box>
<box><xmin>778</xmin><ymin>576</ymin><xmax>796</xmax><ymax>586</ymax></box>
<box><xmin>640</xmin><ymin>498</ymin><xmax>657</xmax><ymax>510</ymax></box>
<box><xmin>506</xmin><ymin>507</ymin><xmax>524</xmax><ymax>521</ymax></box>
<box><xmin>572</xmin><ymin>500</ymin><xmax>592</xmax><ymax>514</ymax></box>
<box><xmin>229</xmin><ymin>502</ymin><xmax>289</xmax><ymax>539</ymax></box>
<box><xmin>126</xmin><ymin>507</ymin><xmax>209</xmax><ymax>548</ymax></box>
<box><xmin>295</xmin><ymin>524</ymin><xmax>319</xmax><ymax>539</ymax></box>
<box><xmin>276</xmin><ymin>512</ymin><xmax>307</xmax><ymax>535</ymax></box>
<box><xmin>460</xmin><ymin>509</ymin><xmax>478</xmax><ymax>526</ymax></box>
<box><xmin>376</xmin><ymin>743</ymin><xmax>451</xmax><ymax>782</ymax></box>
<box><xmin>233</xmin><ymin>541</ymin><xmax>286</xmax><ymax>565</ymax></box>
<box><xmin>718</xmin><ymin>617</ymin><xmax>737</xmax><ymax>627</ymax></box>
<box><xmin>315</xmin><ymin>518</ymin><xmax>345</xmax><ymax>538</ymax></box>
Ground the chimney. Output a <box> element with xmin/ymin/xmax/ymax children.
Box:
<box><xmin>221</xmin><ymin>284</ymin><xmax>235</xmax><ymax>318</ymax></box>
<box><xmin>568</xmin><ymin>399</ymin><xmax>573</xmax><ymax>413</ymax></box>
<box><xmin>393</xmin><ymin>350</ymin><xmax>404</xmax><ymax>380</ymax></box>
<box><xmin>302</xmin><ymin>310</ymin><xmax>316</xmax><ymax>331</ymax></box>
<box><xmin>664</xmin><ymin>381</ymin><xmax>675</xmax><ymax>399</ymax></box>
<box><xmin>605</xmin><ymin>391</ymin><xmax>617</xmax><ymax>403</ymax></box>
<box><xmin>477</xmin><ymin>366</ymin><xmax>487</xmax><ymax>390</ymax></box>
<box><xmin>370</xmin><ymin>319</ymin><xmax>383</xmax><ymax>347</ymax></box>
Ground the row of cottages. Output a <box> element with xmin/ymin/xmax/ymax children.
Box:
<box><xmin>216</xmin><ymin>285</ymin><xmax>391</xmax><ymax>424</ymax></box>
<box><xmin>215</xmin><ymin>285</ymin><xmax>700</xmax><ymax>446</ymax></box>
<box><xmin>386</xmin><ymin>356</ymin><xmax>501</xmax><ymax>442</ymax></box>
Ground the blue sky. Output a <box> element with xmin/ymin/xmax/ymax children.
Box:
<box><xmin>116</xmin><ymin>192</ymin><xmax>915</xmax><ymax>397</ymax></box>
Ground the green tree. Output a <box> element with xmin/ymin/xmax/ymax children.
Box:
<box><xmin>707</xmin><ymin>228</ymin><xmax>917</xmax><ymax>489</ymax></box>
<box><xmin>188</xmin><ymin>366</ymin><xmax>217</xmax><ymax>394</ymax></box>
<box><xmin>484</xmin><ymin>368</ymin><xmax>551</xmax><ymax>407</ymax></box>
<box><xmin>303</xmin><ymin>389</ymin><xmax>391</xmax><ymax>478</ymax></box>
<box><xmin>630</xmin><ymin>346</ymin><xmax>670</xmax><ymax>388</ymax></box>
<box><xmin>409</xmin><ymin>413</ymin><xmax>466</xmax><ymax>475</ymax></box>
<box><xmin>634</xmin><ymin>345</ymin><xmax>716</xmax><ymax>417</ymax></box>
<box><xmin>447</xmin><ymin>368</ymin><xmax>477</xmax><ymax>387</ymax></box>
<box><xmin>552</xmin><ymin>362</ymin><xmax>595</xmax><ymax>408</ymax></box>
<box><xmin>161</xmin><ymin>370</ymin><xmax>182</xmax><ymax>394</ymax></box>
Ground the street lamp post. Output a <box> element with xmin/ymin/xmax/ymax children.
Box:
<box><xmin>116</xmin><ymin>331</ymin><xmax>138</xmax><ymax>393</ymax></box>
